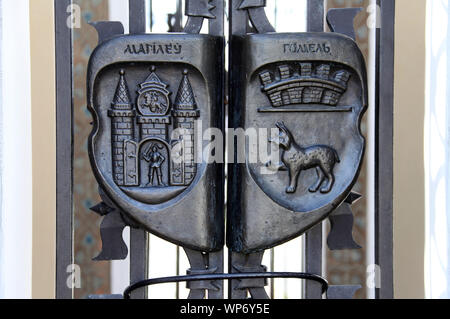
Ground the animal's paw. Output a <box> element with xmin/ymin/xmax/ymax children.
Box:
<box><xmin>286</xmin><ymin>186</ymin><xmax>296</xmax><ymax>194</ymax></box>
<box><xmin>265</xmin><ymin>161</ymin><xmax>280</xmax><ymax>172</ymax></box>
<box><xmin>320</xmin><ymin>187</ymin><xmax>331</xmax><ymax>194</ymax></box>
<box><xmin>309</xmin><ymin>186</ymin><xmax>319</xmax><ymax>193</ymax></box>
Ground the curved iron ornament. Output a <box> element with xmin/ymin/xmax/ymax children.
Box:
<box><xmin>239</xmin><ymin>0</ymin><xmax>275</xmax><ymax>33</ymax></box>
<box><xmin>184</xmin><ymin>0</ymin><xmax>216</xmax><ymax>33</ymax></box>
<box><xmin>123</xmin><ymin>272</ymin><xmax>329</xmax><ymax>299</ymax></box>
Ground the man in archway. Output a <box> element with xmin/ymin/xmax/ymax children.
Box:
<box><xmin>143</xmin><ymin>144</ymin><xmax>166</xmax><ymax>186</ymax></box>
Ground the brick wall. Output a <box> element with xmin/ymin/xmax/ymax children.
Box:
<box><xmin>140</xmin><ymin>122</ymin><xmax>167</xmax><ymax>141</ymax></box>
<box><xmin>111</xmin><ymin>116</ymin><xmax>134</xmax><ymax>186</ymax></box>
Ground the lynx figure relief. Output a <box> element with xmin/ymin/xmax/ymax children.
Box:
<box><xmin>268</xmin><ymin>122</ymin><xmax>340</xmax><ymax>194</ymax></box>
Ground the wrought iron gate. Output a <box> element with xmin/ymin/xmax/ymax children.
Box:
<box><xmin>55</xmin><ymin>0</ymin><xmax>395</xmax><ymax>299</ymax></box>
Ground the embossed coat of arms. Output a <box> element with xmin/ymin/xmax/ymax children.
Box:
<box><xmin>108</xmin><ymin>67</ymin><xmax>199</xmax><ymax>203</ymax></box>
<box><xmin>227</xmin><ymin>32</ymin><xmax>368</xmax><ymax>253</ymax></box>
<box><xmin>87</xmin><ymin>34</ymin><xmax>224</xmax><ymax>252</ymax></box>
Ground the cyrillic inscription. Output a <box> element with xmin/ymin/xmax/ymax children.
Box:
<box><xmin>124</xmin><ymin>43</ymin><xmax>182</xmax><ymax>55</ymax></box>
<box><xmin>283</xmin><ymin>43</ymin><xmax>331</xmax><ymax>55</ymax></box>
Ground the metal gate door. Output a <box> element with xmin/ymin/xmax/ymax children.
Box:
<box><xmin>55</xmin><ymin>0</ymin><xmax>395</xmax><ymax>299</ymax></box>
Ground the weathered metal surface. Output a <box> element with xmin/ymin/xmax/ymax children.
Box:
<box><xmin>55</xmin><ymin>0</ymin><xmax>74</xmax><ymax>300</ymax></box>
<box><xmin>303</xmin><ymin>0</ymin><xmax>325</xmax><ymax>300</ymax></box>
<box><xmin>91</xmin><ymin>204</ymin><xmax>128</xmax><ymax>261</ymax></box>
<box><xmin>53</xmin><ymin>0</ymin><xmax>394</xmax><ymax>300</ymax></box>
<box><xmin>228</xmin><ymin>31</ymin><xmax>368</xmax><ymax>253</ymax></box>
<box><xmin>184</xmin><ymin>248</ymin><xmax>224</xmax><ymax>299</ymax></box>
<box><xmin>87</xmin><ymin>33</ymin><xmax>224</xmax><ymax>252</ymax></box>
<box><xmin>123</xmin><ymin>271</ymin><xmax>328</xmax><ymax>299</ymax></box>
<box><xmin>130</xmin><ymin>228</ymin><xmax>149</xmax><ymax>299</ymax></box>
<box><xmin>375</xmin><ymin>0</ymin><xmax>395</xmax><ymax>299</ymax></box>
<box><xmin>209</xmin><ymin>0</ymin><xmax>224</xmax><ymax>36</ymax></box>
<box><xmin>327</xmin><ymin>192</ymin><xmax>362</xmax><ymax>250</ymax></box>
<box><xmin>239</xmin><ymin>0</ymin><xmax>275</xmax><ymax>33</ymax></box>
<box><xmin>230</xmin><ymin>251</ymin><xmax>269</xmax><ymax>299</ymax></box>
<box><xmin>129</xmin><ymin>0</ymin><xmax>146</xmax><ymax>34</ymax></box>
<box><xmin>227</xmin><ymin>0</ymin><xmax>368</xmax><ymax>300</ymax></box>
<box><xmin>326</xmin><ymin>8</ymin><xmax>362</xmax><ymax>41</ymax></box>
<box><xmin>90</xmin><ymin>21</ymin><xmax>125</xmax><ymax>44</ymax></box>
<box><xmin>307</xmin><ymin>0</ymin><xmax>324</xmax><ymax>34</ymax></box>
<box><xmin>186</xmin><ymin>0</ymin><xmax>216</xmax><ymax>18</ymax></box>
<box><xmin>184</xmin><ymin>0</ymin><xmax>216</xmax><ymax>34</ymax></box>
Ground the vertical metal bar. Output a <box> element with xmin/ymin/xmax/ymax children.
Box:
<box><xmin>209</xmin><ymin>0</ymin><xmax>224</xmax><ymax>36</ymax></box>
<box><xmin>228</xmin><ymin>0</ymin><xmax>248</xmax><ymax>299</ymax></box>
<box><xmin>230</xmin><ymin>0</ymin><xmax>248</xmax><ymax>36</ymax></box>
<box><xmin>270</xmin><ymin>249</ymin><xmax>275</xmax><ymax>298</ymax></box>
<box><xmin>55</xmin><ymin>0</ymin><xmax>74</xmax><ymax>300</ymax></box>
<box><xmin>129</xmin><ymin>229</ymin><xmax>149</xmax><ymax>299</ymax></box>
<box><xmin>128</xmin><ymin>0</ymin><xmax>149</xmax><ymax>299</ymax></box>
<box><xmin>303</xmin><ymin>225</ymin><xmax>323</xmax><ymax>299</ymax></box>
<box><xmin>129</xmin><ymin>0</ymin><xmax>146</xmax><ymax>34</ymax></box>
<box><xmin>307</xmin><ymin>0</ymin><xmax>324</xmax><ymax>33</ymax></box>
<box><xmin>375</xmin><ymin>0</ymin><xmax>395</xmax><ymax>299</ymax></box>
<box><xmin>176</xmin><ymin>245</ymin><xmax>180</xmax><ymax>299</ymax></box>
<box><xmin>149</xmin><ymin>0</ymin><xmax>153</xmax><ymax>32</ymax></box>
<box><xmin>211</xmin><ymin>0</ymin><xmax>225</xmax><ymax>300</ymax></box>
<box><xmin>303</xmin><ymin>0</ymin><xmax>324</xmax><ymax>300</ymax></box>
<box><xmin>208</xmin><ymin>251</ymin><xmax>224</xmax><ymax>299</ymax></box>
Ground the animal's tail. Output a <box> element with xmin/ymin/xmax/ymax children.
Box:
<box><xmin>334</xmin><ymin>149</ymin><xmax>341</xmax><ymax>163</ymax></box>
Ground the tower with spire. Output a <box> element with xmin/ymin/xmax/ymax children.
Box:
<box><xmin>172</xmin><ymin>70</ymin><xmax>200</xmax><ymax>185</ymax></box>
<box><xmin>108</xmin><ymin>69</ymin><xmax>135</xmax><ymax>186</ymax></box>
<box><xmin>109</xmin><ymin>67</ymin><xmax>200</xmax><ymax>190</ymax></box>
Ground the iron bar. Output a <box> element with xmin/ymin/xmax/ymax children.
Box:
<box><xmin>55</xmin><ymin>0</ymin><xmax>74</xmax><ymax>300</ymax></box>
<box><xmin>228</xmin><ymin>0</ymin><xmax>249</xmax><ymax>299</ymax></box>
<box><xmin>307</xmin><ymin>0</ymin><xmax>325</xmax><ymax>33</ymax></box>
<box><xmin>129</xmin><ymin>229</ymin><xmax>149</xmax><ymax>299</ymax></box>
<box><xmin>209</xmin><ymin>0</ymin><xmax>224</xmax><ymax>36</ymax></box>
<box><xmin>124</xmin><ymin>272</ymin><xmax>329</xmax><ymax>299</ymax></box>
<box><xmin>375</xmin><ymin>0</ymin><xmax>395</xmax><ymax>299</ymax></box>
<box><xmin>303</xmin><ymin>0</ymin><xmax>325</xmax><ymax>300</ymax></box>
<box><xmin>128</xmin><ymin>0</ymin><xmax>149</xmax><ymax>300</ymax></box>
<box><xmin>129</xmin><ymin>0</ymin><xmax>146</xmax><ymax>34</ymax></box>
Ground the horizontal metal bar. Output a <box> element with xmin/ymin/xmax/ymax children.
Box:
<box><xmin>124</xmin><ymin>272</ymin><xmax>328</xmax><ymax>299</ymax></box>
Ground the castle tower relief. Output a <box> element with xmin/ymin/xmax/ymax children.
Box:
<box><xmin>107</xmin><ymin>67</ymin><xmax>200</xmax><ymax>205</ymax></box>
<box><xmin>172</xmin><ymin>70</ymin><xmax>200</xmax><ymax>186</ymax></box>
<box><xmin>259</xmin><ymin>63</ymin><xmax>351</xmax><ymax>108</ymax></box>
<box><xmin>108</xmin><ymin>70</ymin><xmax>135</xmax><ymax>186</ymax></box>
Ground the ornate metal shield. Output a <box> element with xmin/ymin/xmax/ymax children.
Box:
<box><xmin>228</xmin><ymin>32</ymin><xmax>367</xmax><ymax>253</ymax></box>
<box><xmin>87</xmin><ymin>34</ymin><xmax>224</xmax><ymax>252</ymax></box>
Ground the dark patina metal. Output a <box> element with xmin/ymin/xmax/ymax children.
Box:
<box><xmin>87</xmin><ymin>33</ymin><xmax>224</xmax><ymax>253</ymax></box>
<box><xmin>68</xmin><ymin>0</ymin><xmax>394</xmax><ymax>300</ymax></box>
<box><xmin>85</xmin><ymin>0</ymin><xmax>226</xmax><ymax>300</ymax></box>
<box><xmin>228</xmin><ymin>30</ymin><xmax>368</xmax><ymax>253</ymax></box>
<box><xmin>225</xmin><ymin>1</ymin><xmax>369</xmax><ymax>300</ymax></box>
<box><xmin>227</xmin><ymin>2</ymin><xmax>367</xmax><ymax>253</ymax></box>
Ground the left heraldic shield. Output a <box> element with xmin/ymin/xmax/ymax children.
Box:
<box><xmin>87</xmin><ymin>34</ymin><xmax>224</xmax><ymax>252</ymax></box>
